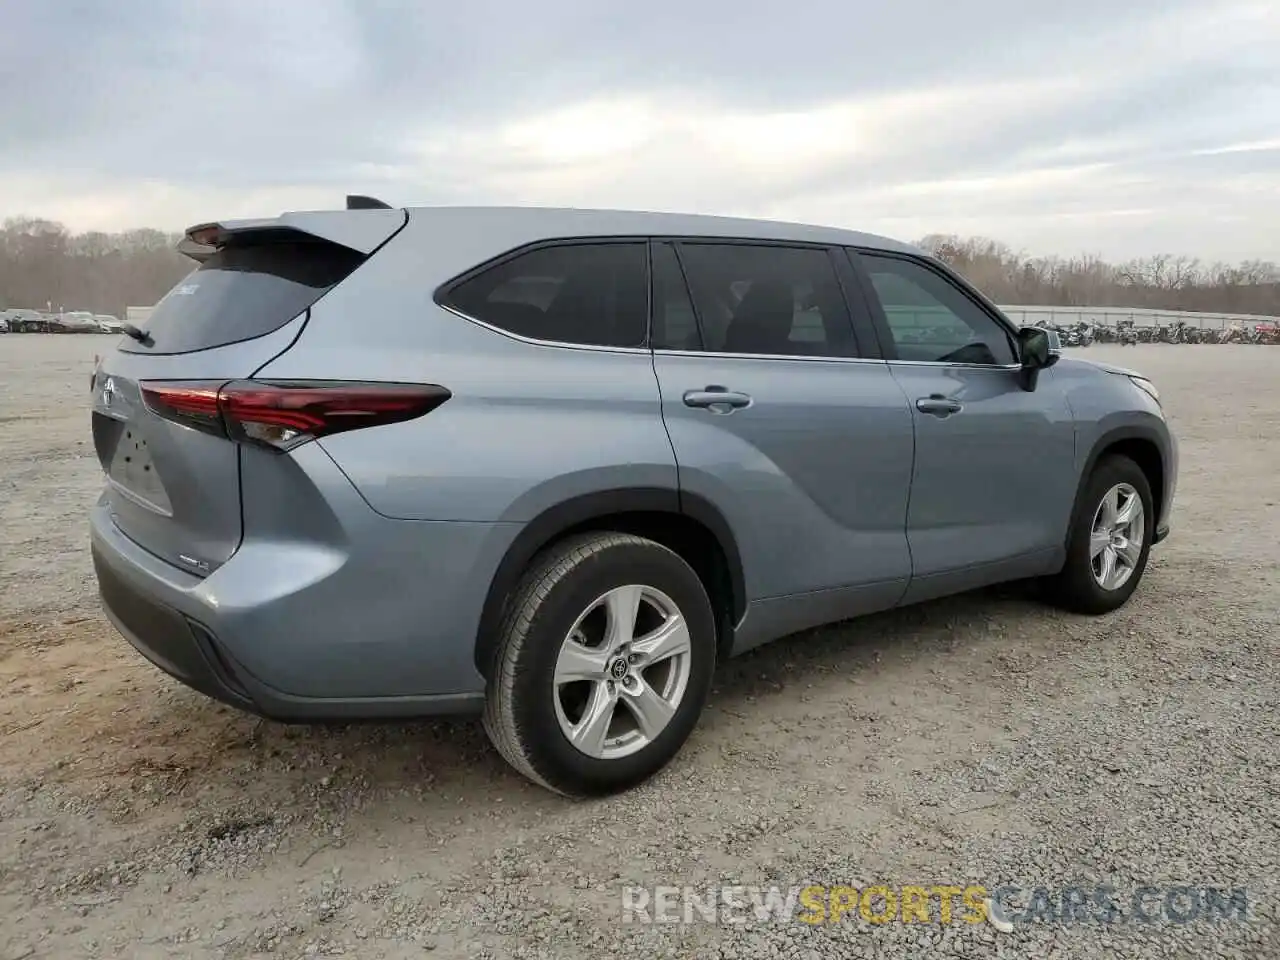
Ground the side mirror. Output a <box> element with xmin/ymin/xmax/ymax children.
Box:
<box><xmin>1016</xmin><ymin>326</ymin><xmax>1060</xmax><ymax>390</ymax></box>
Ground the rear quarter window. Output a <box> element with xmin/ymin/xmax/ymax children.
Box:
<box><xmin>440</xmin><ymin>242</ymin><xmax>649</xmax><ymax>348</ymax></box>
<box><xmin>122</xmin><ymin>239</ymin><xmax>366</xmax><ymax>355</ymax></box>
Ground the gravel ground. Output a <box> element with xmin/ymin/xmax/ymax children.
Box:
<box><xmin>0</xmin><ymin>335</ymin><xmax>1277</xmax><ymax>960</ymax></box>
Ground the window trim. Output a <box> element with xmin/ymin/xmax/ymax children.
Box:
<box><xmin>844</xmin><ymin>247</ymin><xmax>1023</xmax><ymax>369</ymax></box>
<box><xmin>663</xmin><ymin>238</ymin><xmax>867</xmax><ymax>361</ymax></box>
<box><xmin>435</xmin><ymin>233</ymin><xmax>1020</xmax><ymax>364</ymax></box>
<box><xmin>433</xmin><ymin>236</ymin><xmax>654</xmax><ymax>353</ymax></box>
<box><xmin>831</xmin><ymin>245</ymin><xmax>888</xmax><ymax>360</ymax></box>
<box><xmin>649</xmin><ymin>239</ymin><xmax>705</xmax><ymax>351</ymax></box>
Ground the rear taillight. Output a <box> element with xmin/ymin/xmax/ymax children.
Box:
<box><xmin>139</xmin><ymin>380</ymin><xmax>451</xmax><ymax>451</ymax></box>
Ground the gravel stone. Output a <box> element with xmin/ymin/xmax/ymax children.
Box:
<box><xmin>0</xmin><ymin>337</ymin><xmax>1276</xmax><ymax>959</ymax></box>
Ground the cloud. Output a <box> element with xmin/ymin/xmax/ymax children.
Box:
<box><xmin>1194</xmin><ymin>139</ymin><xmax>1280</xmax><ymax>156</ymax></box>
<box><xmin>1</xmin><ymin>0</ymin><xmax>1277</xmax><ymax>261</ymax></box>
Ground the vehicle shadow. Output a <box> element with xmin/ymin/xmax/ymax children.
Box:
<box><xmin>123</xmin><ymin>581</ymin><xmax>1048</xmax><ymax>815</ymax></box>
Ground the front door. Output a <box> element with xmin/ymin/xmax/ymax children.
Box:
<box><xmin>849</xmin><ymin>249</ymin><xmax>1077</xmax><ymax>602</ymax></box>
<box><xmin>649</xmin><ymin>240</ymin><xmax>916</xmax><ymax>647</ymax></box>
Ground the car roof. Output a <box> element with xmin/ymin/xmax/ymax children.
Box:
<box><xmin>400</xmin><ymin>205</ymin><xmax>922</xmax><ymax>255</ymax></box>
<box><xmin>190</xmin><ymin>204</ymin><xmax>925</xmax><ymax>281</ymax></box>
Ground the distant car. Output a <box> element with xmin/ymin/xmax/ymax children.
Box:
<box><xmin>94</xmin><ymin>315</ymin><xmax>125</xmax><ymax>334</ymax></box>
<box><xmin>58</xmin><ymin>311</ymin><xmax>100</xmax><ymax>333</ymax></box>
<box><xmin>5</xmin><ymin>309</ymin><xmax>47</xmax><ymax>332</ymax></box>
<box><xmin>89</xmin><ymin>199</ymin><xmax>1179</xmax><ymax>797</ymax></box>
<box><xmin>0</xmin><ymin>316</ymin><xmax>9</xmax><ymax>334</ymax></box>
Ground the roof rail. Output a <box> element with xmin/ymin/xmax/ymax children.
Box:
<box><xmin>346</xmin><ymin>194</ymin><xmax>393</xmax><ymax>210</ymax></box>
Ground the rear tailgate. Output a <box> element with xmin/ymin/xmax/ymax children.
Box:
<box><xmin>92</xmin><ymin>208</ymin><xmax>406</xmax><ymax>574</ymax></box>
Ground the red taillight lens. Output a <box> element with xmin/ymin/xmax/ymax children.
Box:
<box><xmin>219</xmin><ymin>381</ymin><xmax>452</xmax><ymax>449</ymax></box>
<box><xmin>139</xmin><ymin>380</ymin><xmax>451</xmax><ymax>450</ymax></box>
<box><xmin>140</xmin><ymin>382</ymin><xmax>224</xmax><ymax>434</ymax></box>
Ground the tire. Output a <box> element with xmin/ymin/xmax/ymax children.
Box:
<box><xmin>482</xmin><ymin>531</ymin><xmax>717</xmax><ymax>797</ymax></box>
<box><xmin>1043</xmin><ymin>454</ymin><xmax>1155</xmax><ymax>614</ymax></box>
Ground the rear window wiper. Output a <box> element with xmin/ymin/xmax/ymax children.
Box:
<box><xmin>122</xmin><ymin>322</ymin><xmax>153</xmax><ymax>346</ymax></box>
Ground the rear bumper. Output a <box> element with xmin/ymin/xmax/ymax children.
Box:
<box><xmin>90</xmin><ymin>485</ymin><xmax>519</xmax><ymax>721</ymax></box>
<box><xmin>92</xmin><ymin>541</ymin><xmax>255</xmax><ymax>711</ymax></box>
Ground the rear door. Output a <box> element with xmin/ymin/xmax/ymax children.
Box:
<box><xmin>650</xmin><ymin>240</ymin><xmax>915</xmax><ymax>637</ymax></box>
<box><xmin>847</xmin><ymin>248</ymin><xmax>1077</xmax><ymax>599</ymax></box>
<box><xmin>91</xmin><ymin>210</ymin><xmax>404</xmax><ymax>574</ymax></box>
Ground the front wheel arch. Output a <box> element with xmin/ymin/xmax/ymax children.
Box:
<box><xmin>1067</xmin><ymin>428</ymin><xmax>1167</xmax><ymax>549</ymax></box>
<box><xmin>1045</xmin><ymin>453</ymin><xmax>1155</xmax><ymax>614</ymax></box>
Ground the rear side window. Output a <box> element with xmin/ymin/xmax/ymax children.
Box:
<box><xmin>674</xmin><ymin>243</ymin><xmax>858</xmax><ymax>358</ymax></box>
<box><xmin>442</xmin><ymin>242</ymin><xmax>648</xmax><ymax>348</ymax></box>
<box><xmin>123</xmin><ymin>239</ymin><xmax>365</xmax><ymax>354</ymax></box>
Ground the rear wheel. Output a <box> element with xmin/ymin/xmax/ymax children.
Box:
<box><xmin>1044</xmin><ymin>454</ymin><xmax>1154</xmax><ymax>614</ymax></box>
<box><xmin>483</xmin><ymin>532</ymin><xmax>716</xmax><ymax>796</ymax></box>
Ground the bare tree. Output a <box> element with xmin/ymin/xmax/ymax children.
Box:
<box><xmin>0</xmin><ymin>217</ymin><xmax>191</xmax><ymax>317</ymax></box>
<box><xmin>922</xmin><ymin>237</ymin><xmax>1279</xmax><ymax>316</ymax></box>
<box><xmin>2</xmin><ymin>216</ymin><xmax>1276</xmax><ymax>318</ymax></box>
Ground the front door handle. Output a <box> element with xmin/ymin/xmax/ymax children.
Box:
<box><xmin>683</xmin><ymin>386</ymin><xmax>752</xmax><ymax>411</ymax></box>
<box><xmin>916</xmin><ymin>394</ymin><xmax>963</xmax><ymax>417</ymax></box>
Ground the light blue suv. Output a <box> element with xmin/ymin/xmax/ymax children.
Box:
<box><xmin>89</xmin><ymin>198</ymin><xmax>1177</xmax><ymax>796</ymax></box>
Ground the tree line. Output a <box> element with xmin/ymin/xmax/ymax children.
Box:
<box><xmin>0</xmin><ymin>217</ymin><xmax>192</xmax><ymax>319</ymax></box>
<box><xmin>919</xmin><ymin>235</ymin><xmax>1280</xmax><ymax>316</ymax></box>
<box><xmin>1</xmin><ymin>216</ymin><xmax>1277</xmax><ymax>319</ymax></box>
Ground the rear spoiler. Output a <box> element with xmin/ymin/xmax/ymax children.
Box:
<box><xmin>177</xmin><ymin>196</ymin><xmax>404</xmax><ymax>262</ymax></box>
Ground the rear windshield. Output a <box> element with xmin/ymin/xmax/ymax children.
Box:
<box><xmin>122</xmin><ymin>239</ymin><xmax>365</xmax><ymax>354</ymax></box>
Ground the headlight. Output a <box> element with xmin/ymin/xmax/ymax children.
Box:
<box><xmin>1128</xmin><ymin>375</ymin><xmax>1160</xmax><ymax>405</ymax></box>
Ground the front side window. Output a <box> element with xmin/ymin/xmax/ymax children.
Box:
<box><xmin>857</xmin><ymin>252</ymin><xmax>1016</xmax><ymax>365</ymax></box>
<box><xmin>443</xmin><ymin>242</ymin><xmax>648</xmax><ymax>348</ymax></box>
<box><xmin>674</xmin><ymin>243</ymin><xmax>857</xmax><ymax>358</ymax></box>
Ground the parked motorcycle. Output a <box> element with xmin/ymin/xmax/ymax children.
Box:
<box><xmin>1020</xmin><ymin>318</ymin><xmax>1276</xmax><ymax>346</ymax></box>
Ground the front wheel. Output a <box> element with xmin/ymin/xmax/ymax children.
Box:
<box><xmin>482</xmin><ymin>532</ymin><xmax>717</xmax><ymax>797</ymax></box>
<box><xmin>1043</xmin><ymin>454</ymin><xmax>1155</xmax><ymax>614</ymax></box>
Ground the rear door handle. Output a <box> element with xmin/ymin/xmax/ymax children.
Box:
<box><xmin>683</xmin><ymin>386</ymin><xmax>752</xmax><ymax>411</ymax></box>
<box><xmin>916</xmin><ymin>394</ymin><xmax>963</xmax><ymax>417</ymax></box>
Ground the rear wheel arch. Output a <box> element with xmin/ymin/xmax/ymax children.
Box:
<box><xmin>474</xmin><ymin>488</ymin><xmax>745</xmax><ymax>679</ymax></box>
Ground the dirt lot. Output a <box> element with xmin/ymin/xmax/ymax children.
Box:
<box><xmin>1</xmin><ymin>335</ymin><xmax>1277</xmax><ymax>960</ymax></box>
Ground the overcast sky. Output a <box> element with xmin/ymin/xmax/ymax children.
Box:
<box><xmin>2</xmin><ymin>0</ymin><xmax>1276</xmax><ymax>261</ymax></box>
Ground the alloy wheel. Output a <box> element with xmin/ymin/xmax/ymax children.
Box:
<box><xmin>552</xmin><ymin>584</ymin><xmax>693</xmax><ymax>760</ymax></box>
<box><xmin>1090</xmin><ymin>482</ymin><xmax>1145</xmax><ymax>591</ymax></box>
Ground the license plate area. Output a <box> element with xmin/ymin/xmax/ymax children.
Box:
<box><xmin>103</xmin><ymin>419</ymin><xmax>172</xmax><ymax>513</ymax></box>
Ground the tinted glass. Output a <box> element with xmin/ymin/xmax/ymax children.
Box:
<box><xmin>445</xmin><ymin>242</ymin><xmax>648</xmax><ymax>347</ymax></box>
<box><xmin>675</xmin><ymin>243</ymin><xmax>856</xmax><ymax>357</ymax></box>
<box><xmin>858</xmin><ymin>253</ymin><xmax>1016</xmax><ymax>365</ymax></box>
<box><xmin>650</xmin><ymin>242</ymin><xmax>701</xmax><ymax>350</ymax></box>
<box><xmin>121</xmin><ymin>240</ymin><xmax>365</xmax><ymax>355</ymax></box>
